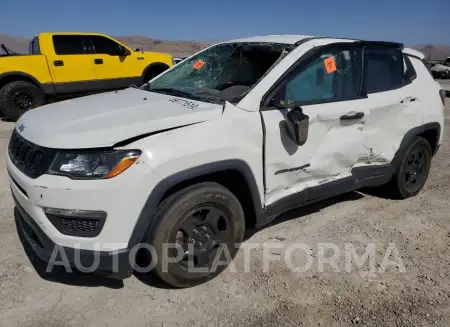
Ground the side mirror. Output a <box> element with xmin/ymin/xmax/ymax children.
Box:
<box><xmin>286</xmin><ymin>105</ymin><xmax>309</xmax><ymax>146</ymax></box>
<box><xmin>118</xmin><ymin>46</ymin><xmax>130</xmax><ymax>56</ymax></box>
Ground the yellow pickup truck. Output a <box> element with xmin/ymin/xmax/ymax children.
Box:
<box><xmin>0</xmin><ymin>32</ymin><xmax>175</xmax><ymax>120</ymax></box>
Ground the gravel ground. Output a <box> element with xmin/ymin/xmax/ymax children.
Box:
<box><xmin>0</xmin><ymin>100</ymin><xmax>449</xmax><ymax>327</ymax></box>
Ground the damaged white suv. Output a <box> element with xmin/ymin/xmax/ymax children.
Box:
<box><xmin>8</xmin><ymin>35</ymin><xmax>445</xmax><ymax>288</ymax></box>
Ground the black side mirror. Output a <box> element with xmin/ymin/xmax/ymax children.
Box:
<box><xmin>118</xmin><ymin>46</ymin><xmax>130</xmax><ymax>56</ymax></box>
<box><xmin>286</xmin><ymin>105</ymin><xmax>309</xmax><ymax>146</ymax></box>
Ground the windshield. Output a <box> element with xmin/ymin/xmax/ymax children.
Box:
<box><xmin>142</xmin><ymin>42</ymin><xmax>294</xmax><ymax>104</ymax></box>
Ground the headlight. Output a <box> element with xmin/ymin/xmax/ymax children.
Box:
<box><xmin>48</xmin><ymin>150</ymin><xmax>141</xmax><ymax>179</ymax></box>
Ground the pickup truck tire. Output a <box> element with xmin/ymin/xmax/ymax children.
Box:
<box><xmin>142</xmin><ymin>182</ymin><xmax>245</xmax><ymax>288</ymax></box>
<box><xmin>0</xmin><ymin>81</ymin><xmax>45</xmax><ymax>120</ymax></box>
<box><xmin>384</xmin><ymin>137</ymin><xmax>432</xmax><ymax>199</ymax></box>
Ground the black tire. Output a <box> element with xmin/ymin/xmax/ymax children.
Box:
<box><xmin>0</xmin><ymin>81</ymin><xmax>45</xmax><ymax>120</ymax></box>
<box><xmin>142</xmin><ymin>64</ymin><xmax>169</xmax><ymax>85</ymax></box>
<box><xmin>385</xmin><ymin>137</ymin><xmax>432</xmax><ymax>199</ymax></box>
<box><xmin>140</xmin><ymin>182</ymin><xmax>245</xmax><ymax>288</ymax></box>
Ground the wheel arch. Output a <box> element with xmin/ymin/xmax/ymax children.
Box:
<box><xmin>141</xmin><ymin>62</ymin><xmax>170</xmax><ymax>84</ymax></box>
<box><xmin>391</xmin><ymin>122</ymin><xmax>441</xmax><ymax>169</ymax></box>
<box><xmin>0</xmin><ymin>72</ymin><xmax>52</xmax><ymax>94</ymax></box>
<box><xmin>127</xmin><ymin>160</ymin><xmax>263</xmax><ymax>250</ymax></box>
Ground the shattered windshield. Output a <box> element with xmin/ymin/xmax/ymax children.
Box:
<box><xmin>142</xmin><ymin>42</ymin><xmax>294</xmax><ymax>104</ymax></box>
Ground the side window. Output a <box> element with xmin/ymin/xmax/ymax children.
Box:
<box><xmin>443</xmin><ymin>58</ymin><xmax>450</xmax><ymax>67</ymax></box>
<box><xmin>53</xmin><ymin>35</ymin><xmax>86</xmax><ymax>55</ymax></box>
<box><xmin>364</xmin><ymin>46</ymin><xmax>403</xmax><ymax>93</ymax></box>
<box><xmin>90</xmin><ymin>36</ymin><xmax>123</xmax><ymax>55</ymax></box>
<box><xmin>403</xmin><ymin>55</ymin><xmax>417</xmax><ymax>84</ymax></box>
<box><xmin>276</xmin><ymin>47</ymin><xmax>363</xmax><ymax>104</ymax></box>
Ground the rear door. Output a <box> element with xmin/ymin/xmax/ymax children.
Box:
<box><xmin>47</xmin><ymin>35</ymin><xmax>96</xmax><ymax>93</ymax></box>
<box><xmin>356</xmin><ymin>45</ymin><xmax>424</xmax><ymax>167</ymax></box>
<box><xmin>261</xmin><ymin>44</ymin><xmax>371</xmax><ymax>205</ymax></box>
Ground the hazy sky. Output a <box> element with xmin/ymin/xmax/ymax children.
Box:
<box><xmin>2</xmin><ymin>0</ymin><xmax>449</xmax><ymax>45</ymax></box>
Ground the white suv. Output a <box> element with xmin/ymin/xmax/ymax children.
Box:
<box><xmin>7</xmin><ymin>35</ymin><xmax>445</xmax><ymax>288</ymax></box>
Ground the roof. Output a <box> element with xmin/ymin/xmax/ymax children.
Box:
<box><xmin>221</xmin><ymin>35</ymin><xmax>403</xmax><ymax>49</ymax></box>
<box><xmin>223</xmin><ymin>35</ymin><xmax>315</xmax><ymax>44</ymax></box>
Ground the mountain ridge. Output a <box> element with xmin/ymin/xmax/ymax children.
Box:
<box><xmin>1</xmin><ymin>34</ymin><xmax>449</xmax><ymax>60</ymax></box>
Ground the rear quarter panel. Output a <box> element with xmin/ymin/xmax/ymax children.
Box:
<box><xmin>410</xmin><ymin>56</ymin><xmax>445</xmax><ymax>145</ymax></box>
<box><xmin>0</xmin><ymin>55</ymin><xmax>53</xmax><ymax>84</ymax></box>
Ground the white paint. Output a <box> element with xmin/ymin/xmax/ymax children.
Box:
<box><xmin>7</xmin><ymin>35</ymin><xmax>445</xmax><ymax>252</ymax></box>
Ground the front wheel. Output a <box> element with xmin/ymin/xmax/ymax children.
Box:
<box><xmin>0</xmin><ymin>81</ymin><xmax>45</xmax><ymax>120</ymax></box>
<box><xmin>142</xmin><ymin>182</ymin><xmax>245</xmax><ymax>288</ymax></box>
<box><xmin>386</xmin><ymin>137</ymin><xmax>432</xmax><ymax>199</ymax></box>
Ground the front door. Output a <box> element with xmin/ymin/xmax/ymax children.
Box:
<box><xmin>87</xmin><ymin>35</ymin><xmax>140</xmax><ymax>88</ymax></box>
<box><xmin>261</xmin><ymin>44</ymin><xmax>370</xmax><ymax>205</ymax></box>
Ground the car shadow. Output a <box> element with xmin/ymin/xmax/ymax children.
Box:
<box><xmin>15</xmin><ymin>213</ymin><xmax>124</xmax><ymax>290</ymax></box>
<box><xmin>244</xmin><ymin>191</ymin><xmax>365</xmax><ymax>241</ymax></box>
<box><xmin>15</xmin><ymin>191</ymin><xmax>365</xmax><ymax>290</ymax></box>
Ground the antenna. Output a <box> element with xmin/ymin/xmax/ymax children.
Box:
<box><xmin>137</xmin><ymin>32</ymin><xmax>144</xmax><ymax>54</ymax></box>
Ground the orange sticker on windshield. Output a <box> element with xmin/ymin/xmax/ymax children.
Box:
<box><xmin>324</xmin><ymin>57</ymin><xmax>337</xmax><ymax>73</ymax></box>
<box><xmin>192</xmin><ymin>60</ymin><xmax>206</xmax><ymax>69</ymax></box>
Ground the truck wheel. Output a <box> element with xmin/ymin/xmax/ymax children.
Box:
<box><xmin>142</xmin><ymin>182</ymin><xmax>245</xmax><ymax>288</ymax></box>
<box><xmin>384</xmin><ymin>137</ymin><xmax>432</xmax><ymax>199</ymax></box>
<box><xmin>0</xmin><ymin>81</ymin><xmax>45</xmax><ymax>120</ymax></box>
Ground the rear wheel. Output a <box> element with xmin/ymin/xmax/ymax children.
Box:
<box><xmin>385</xmin><ymin>137</ymin><xmax>432</xmax><ymax>199</ymax></box>
<box><xmin>141</xmin><ymin>182</ymin><xmax>245</xmax><ymax>288</ymax></box>
<box><xmin>0</xmin><ymin>81</ymin><xmax>45</xmax><ymax>120</ymax></box>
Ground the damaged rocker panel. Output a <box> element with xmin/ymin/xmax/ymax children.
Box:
<box><xmin>275</xmin><ymin>163</ymin><xmax>311</xmax><ymax>175</ymax></box>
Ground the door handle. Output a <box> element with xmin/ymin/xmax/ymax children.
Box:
<box><xmin>340</xmin><ymin>111</ymin><xmax>364</xmax><ymax>120</ymax></box>
<box><xmin>401</xmin><ymin>96</ymin><xmax>417</xmax><ymax>103</ymax></box>
<box><xmin>53</xmin><ymin>60</ymin><xmax>64</xmax><ymax>67</ymax></box>
<box><xmin>94</xmin><ymin>59</ymin><xmax>103</xmax><ymax>64</ymax></box>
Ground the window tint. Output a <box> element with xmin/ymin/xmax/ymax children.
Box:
<box><xmin>276</xmin><ymin>47</ymin><xmax>362</xmax><ymax>104</ymax></box>
<box><xmin>403</xmin><ymin>55</ymin><xmax>417</xmax><ymax>84</ymax></box>
<box><xmin>90</xmin><ymin>36</ymin><xmax>122</xmax><ymax>55</ymax></box>
<box><xmin>364</xmin><ymin>46</ymin><xmax>403</xmax><ymax>93</ymax></box>
<box><xmin>53</xmin><ymin>35</ymin><xmax>86</xmax><ymax>55</ymax></box>
<box><xmin>443</xmin><ymin>58</ymin><xmax>450</xmax><ymax>67</ymax></box>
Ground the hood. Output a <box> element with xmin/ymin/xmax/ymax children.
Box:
<box><xmin>17</xmin><ymin>88</ymin><xmax>223</xmax><ymax>149</ymax></box>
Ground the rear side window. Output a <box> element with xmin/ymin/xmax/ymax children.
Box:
<box><xmin>364</xmin><ymin>46</ymin><xmax>403</xmax><ymax>93</ymax></box>
<box><xmin>89</xmin><ymin>36</ymin><xmax>123</xmax><ymax>55</ymax></box>
<box><xmin>403</xmin><ymin>55</ymin><xmax>417</xmax><ymax>84</ymax></box>
<box><xmin>28</xmin><ymin>37</ymin><xmax>40</xmax><ymax>55</ymax></box>
<box><xmin>53</xmin><ymin>35</ymin><xmax>86</xmax><ymax>55</ymax></box>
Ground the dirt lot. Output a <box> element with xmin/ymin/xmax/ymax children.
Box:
<box><xmin>0</xmin><ymin>101</ymin><xmax>450</xmax><ymax>327</ymax></box>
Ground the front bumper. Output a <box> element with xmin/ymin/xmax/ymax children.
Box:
<box><xmin>7</xmin><ymin>146</ymin><xmax>162</xmax><ymax>277</ymax></box>
<box><xmin>14</xmin><ymin>194</ymin><xmax>132</xmax><ymax>278</ymax></box>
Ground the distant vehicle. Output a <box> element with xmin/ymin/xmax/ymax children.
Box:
<box><xmin>0</xmin><ymin>32</ymin><xmax>176</xmax><ymax>120</ymax></box>
<box><xmin>9</xmin><ymin>34</ymin><xmax>445</xmax><ymax>288</ymax></box>
<box><xmin>427</xmin><ymin>57</ymin><xmax>450</xmax><ymax>79</ymax></box>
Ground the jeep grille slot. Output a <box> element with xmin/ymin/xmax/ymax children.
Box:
<box><xmin>8</xmin><ymin>129</ymin><xmax>55</xmax><ymax>178</ymax></box>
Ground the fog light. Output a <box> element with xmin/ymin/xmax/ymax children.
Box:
<box><xmin>43</xmin><ymin>208</ymin><xmax>107</xmax><ymax>238</ymax></box>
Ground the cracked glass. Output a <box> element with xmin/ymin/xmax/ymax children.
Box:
<box><xmin>142</xmin><ymin>42</ymin><xmax>295</xmax><ymax>104</ymax></box>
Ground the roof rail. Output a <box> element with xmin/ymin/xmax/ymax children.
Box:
<box><xmin>295</xmin><ymin>36</ymin><xmax>404</xmax><ymax>49</ymax></box>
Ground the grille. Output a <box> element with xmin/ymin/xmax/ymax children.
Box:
<box><xmin>8</xmin><ymin>129</ymin><xmax>55</xmax><ymax>178</ymax></box>
<box><xmin>61</xmin><ymin>218</ymin><xmax>99</xmax><ymax>234</ymax></box>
